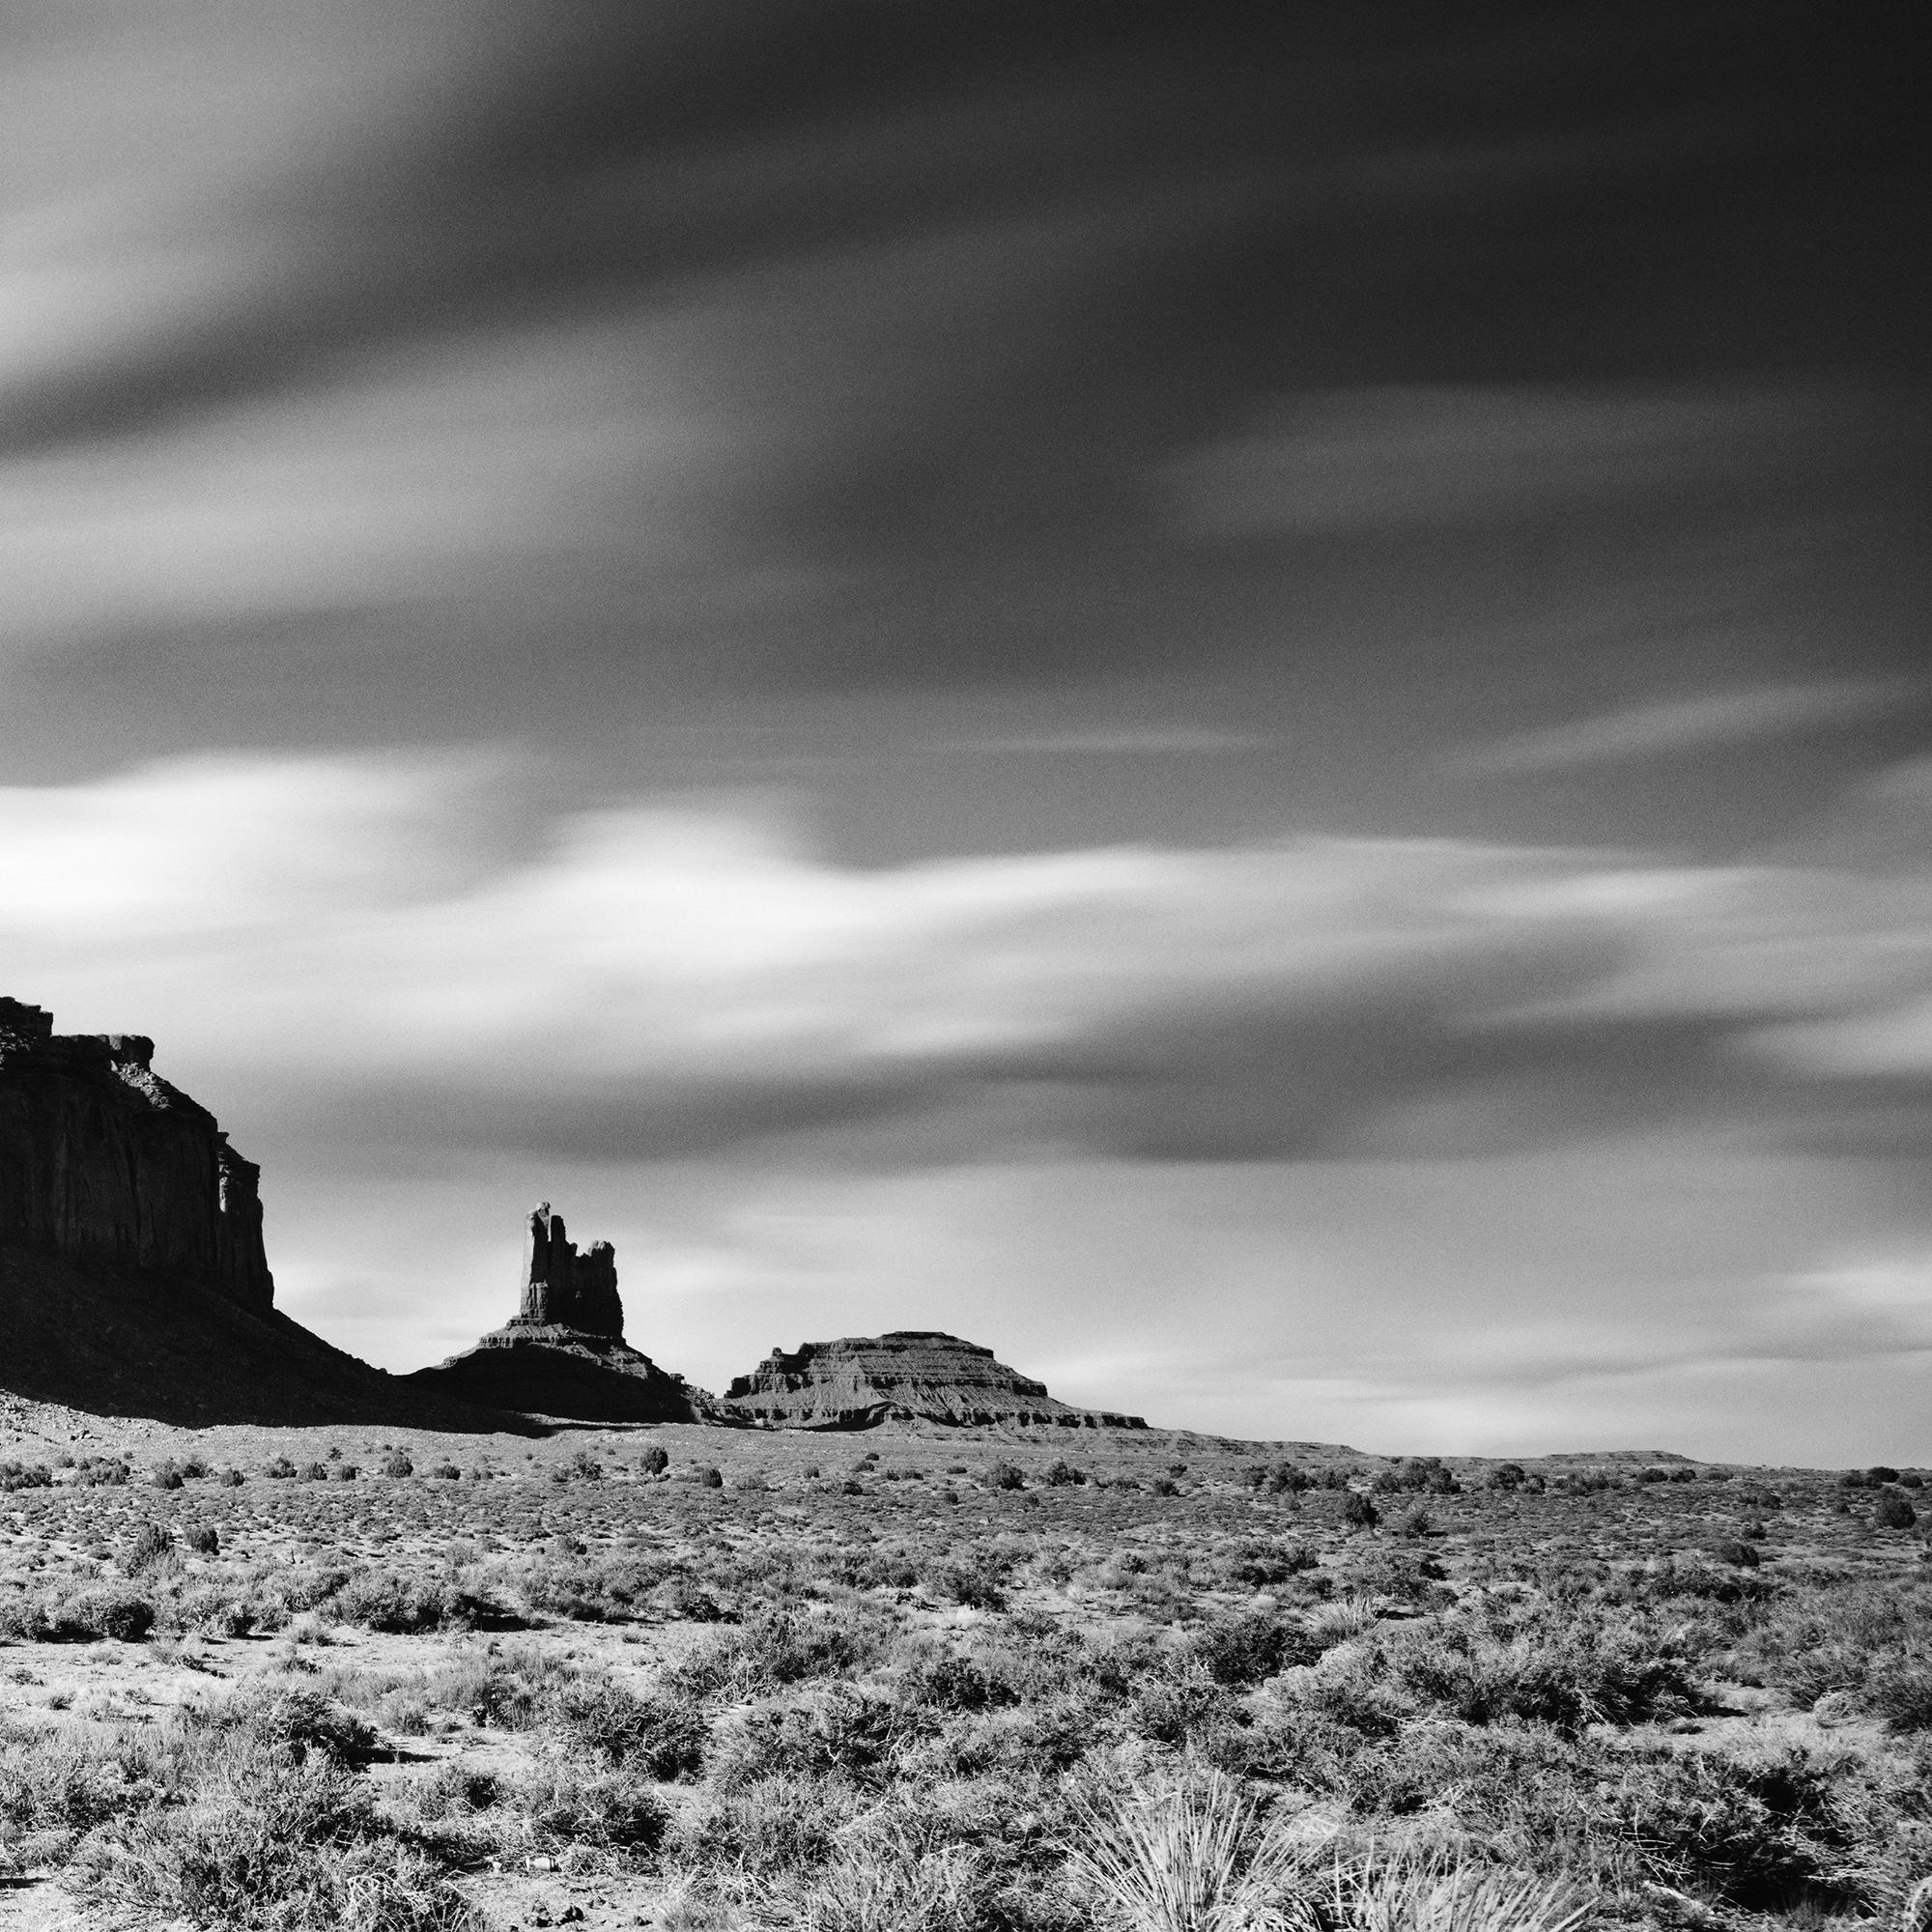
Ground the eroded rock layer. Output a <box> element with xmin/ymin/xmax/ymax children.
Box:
<box><xmin>411</xmin><ymin>1203</ymin><xmax>707</xmax><ymax>1422</ymax></box>
<box><xmin>0</xmin><ymin>996</ymin><xmax>495</xmax><ymax>1426</ymax></box>
<box><xmin>1</xmin><ymin>997</ymin><xmax>270</xmax><ymax>1313</ymax></box>
<box><xmin>721</xmin><ymin>1330</ymin><xmax>1148</xmax><ymax>1430</ymax></box>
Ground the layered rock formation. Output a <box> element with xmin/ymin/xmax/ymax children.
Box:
<box><xmin>1</xmin><ymin>997</ymin><xmax>270</xmax><ymax>1313</ymax></box>
<box><xmin>410</xmin><ymin>1204</ymin><xmax>708</xmax><ymax>1422</ymax></box>
<box><xmin>721</xmin><ymin>1330</ymin><xmax>1149</xmax><ymax>1431</ymax></box>
<box><xmin>0</xmin><ymin>996</ymin><xmax>485</xmax><ymax>1427</ymax></box>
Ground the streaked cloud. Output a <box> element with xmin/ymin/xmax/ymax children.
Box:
<box><xmin>938</xmin><ymin>727</ymin><xmax>1270</xmax><ymax>756</ymax></box>
<box><xmin>1459</xmin><ymin>679</ymin><xmax>1920</xmax><ymax>775</ymax></box>
<box><xmin>1165</xmin><ymin>383</ymin><xmax>1843</xmax><ymax>538</ymax></box>
<box><xmin>6</xmin><ymin>751</ymin><xmax>1931</xmax><ymax>1169</ymax></box>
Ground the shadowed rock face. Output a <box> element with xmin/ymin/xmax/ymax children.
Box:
<box><xmin>516</xmin><ymin>1203</ymin><xmax>622</xmax><ymax>1336</ymax></box>
<box><xmin>410</xmin><ymin>1202</ymin><xmax>707</xmax><ymax>1423</ymax></box>
<box><xmin>0</xmin><ymin>996</ymin><xmax>270</xmax><ymax>1314</ymax></box>
<box><xmin>0</xmin><ymin>996</ymin><xmax>506</xmax><ymax>1427</ymax></box>
<box><xmin>721</xmin><ymin>1330</ymin><xmax>1149</xmax><ymax>1431</ymax></box>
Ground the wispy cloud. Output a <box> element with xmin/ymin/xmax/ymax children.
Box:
<box><xmin>6</xmin><ymin>751</ymin><xmax>1932</xmax><ymax>1168</ymax></box>
<box><xmin>938</xmin><ymin>727</ymin><xmax>1269</xmax><ymax>756</ymax></box>
<box><xmin>1164</xmin><ymin>383</ymin><xmax>1842</xmax><ymax>538</ymax></box>
<box><xmin>1457</xmin><ymin>679</ymin><xmax>1920</xmax><ymax>775</ymax></box>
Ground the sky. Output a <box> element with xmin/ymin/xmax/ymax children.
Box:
<box><xmin>1</xmin><ymin>0</ymin><xmax>1926</xmax><ymax>1463</ymax></box>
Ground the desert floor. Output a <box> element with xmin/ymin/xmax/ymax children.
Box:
<box><xmin>2</xmin><ymin>1406</ymin><xmax>1926</xmax><ymax>1931</ymax></box>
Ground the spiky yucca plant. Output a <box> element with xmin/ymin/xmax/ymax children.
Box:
<box><xmin>1901</xmin><ymin>1874</ymin><xmax>1932</xmax><ymax>1932</ymax></box>
<box><xmin>1320</xmin><ymin>1843</ymin><xmax>1592</xmax><ymax>1932</ymax></box>
<box><xmin>1063</xmin><ymin>1767</ymin><xmax>1314</xmax><ymax>1932</ymax></box>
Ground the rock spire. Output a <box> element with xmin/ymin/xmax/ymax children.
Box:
<box><xmin>517</xmin><ymin>1202</ymin><xmax>622</xmax><ymax>1335</ymax></box>
<box><xmin>409</xmin><ymin>1201</ymin><xmax>708</xmax><ymax>1422</ymax></box>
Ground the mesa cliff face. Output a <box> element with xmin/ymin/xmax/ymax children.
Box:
<box><xmin>0</xmin><ymin>995</ymin><xmax>487</xmax><ymax>1427</ymax></box>
<box><xmin>0</xmin><ymin>997</ymin><xmax>270</xmax><ymax>1313</ymax></box>
<box><xmin>721</xmin><ymin>1330</ymin><xmax>1149</xmax><ymax>1431</ymax></box>
<box><xmin>410</xmin><ymin>1204</ymin><xmax>708</xmax><ymax>1423</ymax></box>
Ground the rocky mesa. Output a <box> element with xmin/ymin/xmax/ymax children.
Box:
<box><xmin>0</xmin><ymin>996</ymin><xmax>468</xmax><ymax>1427</ymax></box>
<box><xmin>719</xmin><ymin>1329</ymin><xmax>1149</xmax><ymax>1431</ymax></box>
<box><xmin>408</xmin><ymin>1203</ymin><xmax>709</xmax><ymax>1423</ymax></box>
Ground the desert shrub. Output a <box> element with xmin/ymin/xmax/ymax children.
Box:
<box><xmin>182</xmin><ymin>1523</ymin><xmax>220</xmax><ymax>1557</ymax></box>
<box><xmin>0</xmin><ymin>1725</ymin><xmax>181</xmax><ymax>1858</ymax></box>
<box><xmin>781</xmin><ymin>1820</ymin><xmax>990</xmax><ymax>1932</ymax></box>
<box><xmin>1875</xmin><ymin>1490</ymin><xmax>1918</xmax><ymax>1530</ymax></box>
<box><xmin>381</xmin><ymin>1452</ymin><xmax>414</xmax><ymax>1479</ymax></box>
<box><xmin>431</xmin><ymin>1463</ymin><xmax>462</xmax><ymax>1480</ymax></box>
<box><xmin>639</xmin><ymin>1445</ymin><xmax>669</xmax><ymax>1474</ymax></box>
<box><xmin>328</xmin><ymin>1573</ymin><xmax>486</xmax><ymax>1634</ymax></box>
<box><xmin>923</xmin><ymin>1561</ymin><xmax>1008</xmax><ymax>1612</ymax></box>
<box><xmin>1126</xmin><ymin>1667</ymin><xmax>1245</xmax><ymax>1749</ymax></box>
<box><xmin>27</xmin><ymin>1586</ymin><xmax>158</xmax><ymax>1643</ymax></box>
<box><xmin>894</xmin><ymin>1650</ymin><xmax>1019</xmax><ymax>1715</ymax></box>
<box><xmin>1628</xmin><ymin>1554</ymin><xmax>1776</xmax><ymax>1605</ymax></box>
<box><xmin>265</xmin><ymin>1455</ymin><xmax>298</xmax><ymax>1478</ymax></box>
<box><xmin>1225</xmin><ymin>1540</ymin><xmax>1318</xmax><ymax>1586</ymax></box>
<box><xmin>1387</xmin><ymin>1616</ymin><xmax>1700</xmax><ymax>1731</ymax></box>
<box><xmin>1342</xmin><ymin>1492</ymin><xmax>1378</xmax><ymax>1529</ymax></box>
<box><xmin>72</xmin><ymin>1745</ymin><xmax>478</xmax><ymax>1930</ymax></box>
<box><xmin>1151</xmin><ymin>1477</ymin><xmax>1181</xmax><ymax>1497</ymax></box>
<box><xmin>986</xmin><ymin>1463</ymin><xmax>1026</xmax><ymax>1492</ymax></box>
<box><xmin>541</xmin><ymin>1681</ymin><xmax>707</xmax><ymax>1778</ymax></box>
<box><xmin>1863</xmin><ymin>1662</ymin><xmax>1932</xmax><ymax>1731</ymax></box>
<box><xmin>427</xmin><ymin>1648</ymin><xmax>582</xmax><ymax>1731</ymax></box>
<box><xmin>76</xmin><ymin>1456</ymin><xmax>132</xmax><ymax>1488</ymax></box>
<box><xmin>149</xmin><ymin>1462</ymin><xmax>185</xmax><ymax>1492</ymax></box>
<box><xmin>505</xmin><ymin>1768</ymin><xmax>671</xmax><ymax>1850</ymax></box>
<box><xmin>651</xmin><ymin>1573</ymin><xmax>729</xmax><ymax>1623</ymax></box>
<box><xmin>182</xmin><ymin>1686</ymin><xmax>379</xmax><ymax>1766</ymax></box>
<box><xmin>1189</xmin><ymin>1611</ymin><xmax>1318</xmax><ymax>1686</ymax></box>
<box><xmin>217</xmin><ymin>1467</ymin><xmax>244</xmax><ymax>1487</ymax></box>
<box><xmin>126</xmin><ymin>1522</ymin><xmax>176</xmax><ymax>1574</ymax></box>
<box><xmin>300</xmin><ymin>1462</ymin><xmax>329</xmax><ymax>1482</ymax></box>
<box><xmin>709</xmin><ymin>1686</ymin><xmax>909</xmax><ymax>1790</ymax></box>
<box><xmin>684</xmin><ymin>1773</ymin><xmax>861</xmax><ymax>1876</ymax></box>
<box><xmin>171</xmin><ymin>1586</ymin><xmax>255</xmax><ymax>1638</ymax></box>
<box><xmin>671</xmin><ymin>1606</ymin><xmax>888</xmax><ymax>1701</ymax></box>
<box><xmin>1041</xmin><ymin>1460</ymin><xmax>1087</xmax><ymax>1488</ymax></box>
<box><xmin>1589</xmin><ymin>1741</ymin><xmax>1861</xmax><ymax>1907</ymax></box>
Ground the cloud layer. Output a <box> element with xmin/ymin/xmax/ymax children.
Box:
<box><xmin>7</xmin><ymin>751</ymin><xmax>1931</xmax><ymax>1163</ymax></box>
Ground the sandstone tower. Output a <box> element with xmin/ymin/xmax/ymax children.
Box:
<box><xmin>516</xmin><ymin>1202</ymin><xmax>622</xmax><ymax>1335</ymax></box>
<box><xmin>409</xmin><ymin>1201</ymin><xmax>707</xmax><ymax>1422</ymax></box>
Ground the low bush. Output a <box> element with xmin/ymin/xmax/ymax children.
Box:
<box><xmin>71</xmin><ymin>1745</ymin><xmax>477</xmax><ymax>1931</ymax></box>
<box><xmin>541</xmin><ymin>1681</ymin><xmax>707</xmax><ymax>1778</ymax></box>
<box><xmin>327</xmin><ymin>1573</ymin><xmax>488</xmax><ymax>1634</ymax></box>
<box><xmin>1189</xmin><ymin>1611</ymin><xmax>1318</xmax><ymax>1686</ymax></box>
<box><xmin>126</xmin><ymin>1523</ymin><xmax>176</xmax><ymax>1574</ymax></box>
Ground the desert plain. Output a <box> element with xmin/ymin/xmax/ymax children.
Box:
<box><xmin>1</xmin><ymin>1400</ymin><xmax>1927</xmax><ymax>1932</ymax></box>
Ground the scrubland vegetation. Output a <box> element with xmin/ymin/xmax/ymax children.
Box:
<box><xmin>1</xmin><ymin>1426</ymin><xmax>1927</xmax><ymax>1931</ymax></box>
